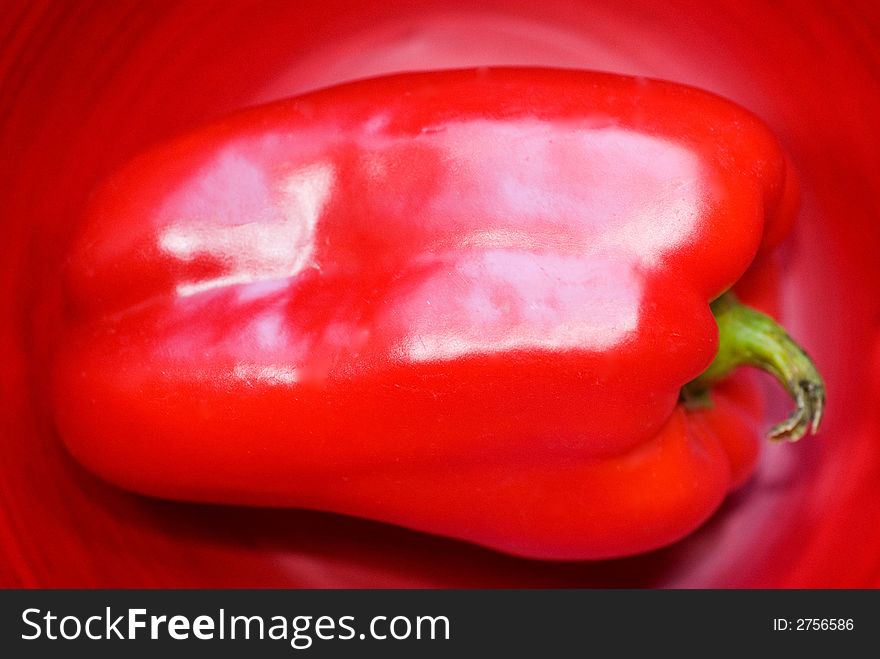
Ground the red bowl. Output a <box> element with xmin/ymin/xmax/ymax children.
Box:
<box><xmin>2</xmin><ymin>0</ymin><xmax>879</xmax><ymax>587</ymax></box>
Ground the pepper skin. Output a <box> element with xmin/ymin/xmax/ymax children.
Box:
<box><xmin>51</xmin><ymin>68</ymin><xmax>800</xmax><ymax>560</ymax></box>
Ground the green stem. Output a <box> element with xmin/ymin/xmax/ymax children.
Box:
<box><xmin>682</xmin><ymin>293</ymin><xmax>825</xmax><ymax>442</ymax></box>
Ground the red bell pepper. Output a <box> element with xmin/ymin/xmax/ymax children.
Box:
<box><xmin>51</xmin><ymin>68</ymin><xmax>822</xmax><ymax>560</ymax></box>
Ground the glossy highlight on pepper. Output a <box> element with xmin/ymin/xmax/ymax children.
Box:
<box><xmin>52</xmin><ymin>67</ymin><xmax>803</xmax><ymax>560</ymax></box>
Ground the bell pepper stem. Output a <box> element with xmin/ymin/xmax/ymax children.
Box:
<box><xmin>683</xmin><ymin>293</ymin><xmax>825</xmax><ymax>442</ymax></box>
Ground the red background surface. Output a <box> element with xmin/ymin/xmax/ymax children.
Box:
<box><xmin>2</xmin><ymin>0</ymin><xmax>879</xmax><ymax>587</ymax></box>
